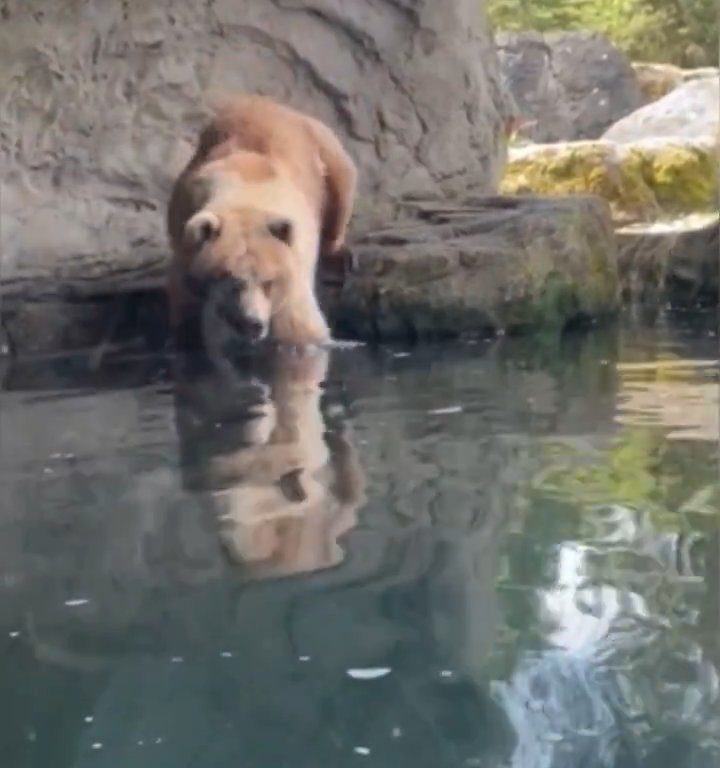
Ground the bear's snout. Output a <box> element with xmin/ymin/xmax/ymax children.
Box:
<box><xmin>211</xmin><ymin>278</ymin><xmax>269</xmax><ymax>343</ymax></box>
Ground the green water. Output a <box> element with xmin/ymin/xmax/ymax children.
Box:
<box><xmin>0</xmin><ymin>314</ymin><xmax>718</xmax><ymax>768</ymax></box>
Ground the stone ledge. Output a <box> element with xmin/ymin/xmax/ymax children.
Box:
<box><xmin>1</xmin><ymin>195</ymin><xmax>621</xmax><ymax>357</ymax></box>
<box><xmin>322</xmin><ymin>195</ymin><xmax>620</xmax><ymax>341</ymax></box>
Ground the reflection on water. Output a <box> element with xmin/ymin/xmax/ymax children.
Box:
<box><xmin>173</xmin><ymin>346</ymin><xmax>365</xmax><ymax>580</ymax></box>
<box><xmin>0</xmin><ymin>314</ymin><xmax>718</xmax><ymax>768</ymax></box>
<box><xmin>616</xmin><ymin>358</ymin><xmax>719</xmax><ymax>442</ymax></box>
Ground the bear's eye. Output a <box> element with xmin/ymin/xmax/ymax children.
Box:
<box><xmin>267</xmin><ymin>218</ymin><xmax>293</xmax><ymax>246</ymax></box>
<box><xmin>261</xmin><ymin>280</ymin><xmax>274</xmax><ymax>296</ymax></box>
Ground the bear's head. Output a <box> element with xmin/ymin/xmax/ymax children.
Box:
<box><xmin>181</xmin><ymin>206</ymin><xmax>298</xmax><ymax>344</ymax></box>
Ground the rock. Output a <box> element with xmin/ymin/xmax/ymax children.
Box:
<box><xmin>0</xmin><ymin>321</ymin><xmax>10</xmax><ymax>357</ymax></box>
<box><xmin>1</xmin><ymin>196</ymin><xmax>620</xmax><ymax>355</ymax></box>
<box><xmin>617</xmin><ymin>214</ymin><xmax>719</xmax><ymax>306</ymax></box>
<box><xmin>496</xmin><ymin>31</ymin><xmax>642</xmax><ymax>142</ymax></box>
<box><xmin>323</xmin><ymin>196</ymin><xmax>619</xmax><ymax>341</ymax></box>
<box><xmin>682</xmin><ymin>67</ymin><xmax>720</xmax><ymax>83</ymax></box>
<box><xmin>0</xmin><ymin>0</ymin><xmax>511</xmax><ymax>301</ymax></box>
<box><xmin>632</xmin><ymin>63</ymin><xmax>719</xmax><ymax>106</ymax></box>
<box><xmin>632</xmin><ymin>63</ymin><xmax>685</xmax><ymax>104</ymax></box>
<box><xmin>501</xmin><ymin>137</ymin><xmax>718</xmax><ymax>223</ymax></box>
<box><xmin>0</xmin><ymin>290</ymin><xmax>169</xmax><ymax>359</ymax></box>
<box><xmin>602</xmin><ymin>78</ymin><xmax>719</xmax><ymax>143</ymax></box>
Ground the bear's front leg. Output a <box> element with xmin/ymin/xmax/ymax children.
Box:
<box><xmin>271</xmin><ymin>282</ymin><xmax>332</xmax><ymax>347</ymax></box>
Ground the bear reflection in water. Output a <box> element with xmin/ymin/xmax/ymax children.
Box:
<box><xmin>173</xmin><ymin>344</ymin><xmax>366</xmax><ymax>580</ymax></box>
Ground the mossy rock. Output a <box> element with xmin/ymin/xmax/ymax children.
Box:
<box><xmin>501</xmin><ymin>138</ymin><xmax>718</xmax><ymax>224</ymax></box>
<box><xmin>323</xmin><ymin>195</ymin><xmax>620</xmax><ymax>341</ymax></box>
<box><xmin>633</xmin><ymin>141</ymin><xmax>719</xmax><ymax>213</ymax></box>
<box><xmin>501</xmin><ymin>141</ymin><xmax>657</xmax><ymax>223</ymax></box>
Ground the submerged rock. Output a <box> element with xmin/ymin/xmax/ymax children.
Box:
<box><xmin>496</xmin><ymin>31</ymin><xmax>642</xmax><ymax>143</ymax></box>
<box><xmin>324</xmin><ymin>196</ymin><xmax>619</xmax><ymax>341</ymax></box>
<box><xmin>501</xmin><ymin>137</ymin><xmax>718</xmax><ymax>223</ymax></box>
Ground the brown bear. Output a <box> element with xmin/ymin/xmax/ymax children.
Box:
<box><xmin>166</xmin><ymin>94</ymin><xmax>358</xmax><ymax>349</ymax></box>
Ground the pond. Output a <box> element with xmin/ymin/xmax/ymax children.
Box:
<box><xmin>0</xmin><ymin>312</ymin><xmax>718</xmax><ymax>768</ymax></box>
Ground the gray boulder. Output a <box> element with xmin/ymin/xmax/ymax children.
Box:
<box><xmin>497</xmin><ymin>31</ymin><xmax>642</xmax><ymax>142</ymax></box>
<box><xmin>0</xmin><ymin>0</ymin><xmax>511</xmax><ymax>296</ymax></box>
<box><xmin>603</xmin><ymin>77</ymin><xmax>720</xmax><ymax>143</ymax></box>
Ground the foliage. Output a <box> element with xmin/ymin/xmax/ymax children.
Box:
<box><xmin>531</xmin><ymin>428</ymin><xmax>720</xmax><ymax>533</ymax></box>
<box><xmin>488</xmin><ymin>0</ymin><xmax>719</xmax><ymax>67</ymax></box>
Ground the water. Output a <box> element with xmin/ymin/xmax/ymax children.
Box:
<box><xmin>0</xmin><ymin>313</ymin><xmax>718</xmax><ymax>768</ymax></box>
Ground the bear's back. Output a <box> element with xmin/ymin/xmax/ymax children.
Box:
<box><xmin>191</xmin><ymin>95</ymin><xmax>326</xmax><ymax>209</ymax></box>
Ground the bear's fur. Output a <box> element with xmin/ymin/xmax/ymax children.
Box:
<box><xmin>166</xmin><ymin>94</ymin><xmax>358</xmax><ymax>347</ymax></box>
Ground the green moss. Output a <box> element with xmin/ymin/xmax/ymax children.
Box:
<box><xmin>502</xmin><ymin>139</ymin><xmax>719</xmax><ymax>223</ymax></box>
<box><xmin>501</xmin><ymin>143</ymin><xmax>658</xmax><ymax>222</ymax></box>
<box><xmin>499</xmin><ymin>271</ymin><xmax>581</xmax><ymax>333</ymax></box>
<box><xmin>586</xmin><ymin>244</ymin><xmax>620</xmax><ymax>314</ymax></box>
<box><xmin>640</xmin><ymin>143</ymin><xmax>718</xmax><ymax>212</ymax></box>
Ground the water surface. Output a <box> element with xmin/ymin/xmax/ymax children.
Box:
<box><xmin>1</xmin><ymin>313</ymin><xmax>718</xmax><ymax>768</ymax></box>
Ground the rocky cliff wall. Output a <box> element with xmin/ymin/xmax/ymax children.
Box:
<box><xmin>0</xmin><ymin>0</ymin><xmax>511</xmax><ymax>285</ymax></box>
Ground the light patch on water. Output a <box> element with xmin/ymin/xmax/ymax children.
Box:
<box><xmin>353</xmin><ymin>746</ymin><xmax>371</xmax><ymax>756</ymax></box>
<box><xmin>428</xmin><ymin>406</ymin><xmax>463</xmax><ymax>416</ymax></box>
<box><xmin>328</xmin><ymin>339</ymin><xmax>365</xmax><ymax>350</ymax></box>
<box><xmin>492</xmin><ymin>651</ymin><xmax>618</xmax><ymax>768</ymax></box>
<box><xmin>440</xmin><ymin>670</ymin><xmax>455</xmax><ymax>678</ymax></box>
<box><xmin>616</xmin><ymin>357</ymin><xmax>719</xmax><ymax>442</ymax></box>
<box><xmin>541</xmin><ymin>543</ymin><xmax>629</xmax><ymax>652</ymax></box>
<box><xmin>346</xmin><ymin>667</ymin><xmax>392</xmax><ymax>680</ymax></box>
<box><xmin>64</xmin><ymin>598</ymin><xmax>90</xmax><ymax>607</ymax></box>
<box><xmin>618</xmin><ymin>359</ymin><xmax>718</xmax><ymax>372</ymax></box>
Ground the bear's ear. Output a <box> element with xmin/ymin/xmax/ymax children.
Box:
<box><xmin>267</xmin><ymin>218</ymin><xmax>293</xmax><ymax>246</ymax></box>
<box><xmin>184</xmin><ymin>210</ymin><xmax>221</xmax><ymax>250</ymax></box>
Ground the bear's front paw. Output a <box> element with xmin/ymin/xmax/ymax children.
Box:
<box><xmin>272</xmin><ymin>316</ymin><xmax>331</xmax><ymax>348</ymax></box>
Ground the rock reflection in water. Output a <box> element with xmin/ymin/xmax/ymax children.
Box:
<box><xmin>173</xmin><ymin>345</ymin><xmax>366</xmax><ymax>580</ymax></box>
